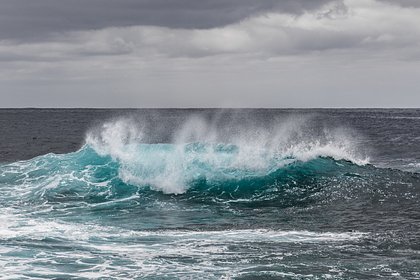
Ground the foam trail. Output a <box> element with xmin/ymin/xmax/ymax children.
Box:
<box><xmin>0</xmin><ymin>209</ymin><xmax>365</xmax><ymax>242</ymax></box>
<box><xmin>0</xmin><ymin>209</ymin><xmax>367</xmax><ymax>279</ymax></box>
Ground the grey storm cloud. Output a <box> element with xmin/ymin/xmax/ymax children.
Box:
<box><xmin>1</xmin><ymin>0</ymin><xmax>420</xmax><ymax>60</ymax></box>
<box><xmin>1</xmin><ymin>0</ymin><xmax>420</xmax><ymax>108</ymax></box>
<box><xmin>0</xmin><ymin>0</ymin><xmax>333</xmax><ymax>41</ymax></box>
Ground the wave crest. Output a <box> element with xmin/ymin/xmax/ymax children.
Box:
<box><xmin>84</xmin><ymin>116</ymin><xmax>369</xmax><ymax>194</ymax></box>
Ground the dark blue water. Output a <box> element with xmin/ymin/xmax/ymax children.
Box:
<box><xmin>0</xmin><ymin>109</ymin><xmax>420</xmax><ymax>279</ymax></box>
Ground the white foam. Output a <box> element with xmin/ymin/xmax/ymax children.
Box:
<box><xmin>86</xmin><ymin>118</ymin><xmax>144</xmax><ymax>162</ymax></box>
<box><xmin>0</xmin><ymin>210</ymin><xmax>367</xmax><ymax>279</ymax></box>
<box><xmin>0</xmin><ymin>208</ymin><xmax>365</xmax><ymax>243</ymax></box>
<box><xmin>85</xmin><ymin>116</ymin><xmax>370</xmax><ymax>194</ymax></box>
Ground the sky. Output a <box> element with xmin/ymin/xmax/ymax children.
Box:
<box><xmin>0</xmin><ymin>0</ymin><xmax>419</xmax><ymax>107</ymax></box>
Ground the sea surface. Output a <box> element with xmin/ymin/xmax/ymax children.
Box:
<box><xmin>0</xmin><ymin>109</ymin><xmax>419</xmax><ymax>279</ymax></box>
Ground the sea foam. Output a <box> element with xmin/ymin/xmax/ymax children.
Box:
<box><xmin>85</xmin><ymin>114</ymin><xmax>369</xmax><ymax>194</ymax></box>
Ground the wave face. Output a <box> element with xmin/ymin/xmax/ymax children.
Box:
<box><xmin>1</xmin><ymin>116</ymin><xmax>369</xmax><ymax>201</ymax></box>
<box><xmin>84</xmin><ymin>116</ymin><xmax>368</xmax><ymax>194</ymax></box>
<box><xmin>1</xmin><ymin>114</ymin><xmax>420</xmax><ymax>279</ymax></box>
<box><xmin>0</xmin><ymin>143</ymin><xmax>365</xmax><ymax>206</ymax></box>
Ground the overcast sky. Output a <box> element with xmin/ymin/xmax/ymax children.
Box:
<box><xmin>1</xmin><ymin>0</ymin><xmax>419</xmax><ymax>107</ymax></box>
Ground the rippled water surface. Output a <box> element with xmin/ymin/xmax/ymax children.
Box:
<box><xmin>1</xmin><ymin>109</ymin><xmax>420</xmax><ymax>279</ymax></box>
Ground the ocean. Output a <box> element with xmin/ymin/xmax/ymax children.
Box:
<box><xmin>0</xmin><ymin>109</ymin><xmax>419</xmax><ymax>279</ymax></box>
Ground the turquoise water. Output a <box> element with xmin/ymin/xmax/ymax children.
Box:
<box><xmin>1</xmin><ymin>111</ymin><xmax>420</xmax><ymax>279</ymax></box>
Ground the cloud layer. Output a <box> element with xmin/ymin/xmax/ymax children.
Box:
<box><xmin>3</xmin><ymin>0</ymin><xmax>420</xmax><ymax>59</ymax></box>
<box><xmin>0</xmin><ymin>0</ymin><xmax>419</xmax><ymax>107</ymax></box>
<box><xmin>0</xmin><ymin>0</ymin><xmax>332</xmax><ymax>41</ymax></box>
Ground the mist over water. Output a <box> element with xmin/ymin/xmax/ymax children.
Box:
<box><xmin>0</xmin><ymin>109</ymin><xmax>419</xmax><ymax>279</ymax></box>
<box><xmin>84</xmin><ymin>114</ymin><xmax>368</xmax><ymax>194</ymax></box>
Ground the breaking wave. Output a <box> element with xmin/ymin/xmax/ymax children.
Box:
<box><xmin>84</xmin><ymin>117</ymin><xmax>368</xmax><ymax>194</ymax></box>
<box><xmin>0</xmin><ymin>116</ymin><xmax>372</xmax><ymax>201</ymax></box>
<box><xmin>2</xmin><ymin>111</ymin><xmax>420</xmax><ymax>280</ymax></box>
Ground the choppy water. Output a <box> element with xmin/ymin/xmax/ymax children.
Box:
<box><xmin>0</xmin><ymin>109</ymin><xmax>420</xmax><ymax>279</ymax></box>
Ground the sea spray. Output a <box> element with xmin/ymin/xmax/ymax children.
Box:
<box><xmin>84</xmin><ymin>114</ymin><xmax>369</xmax><ymax>194</ymax></box>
